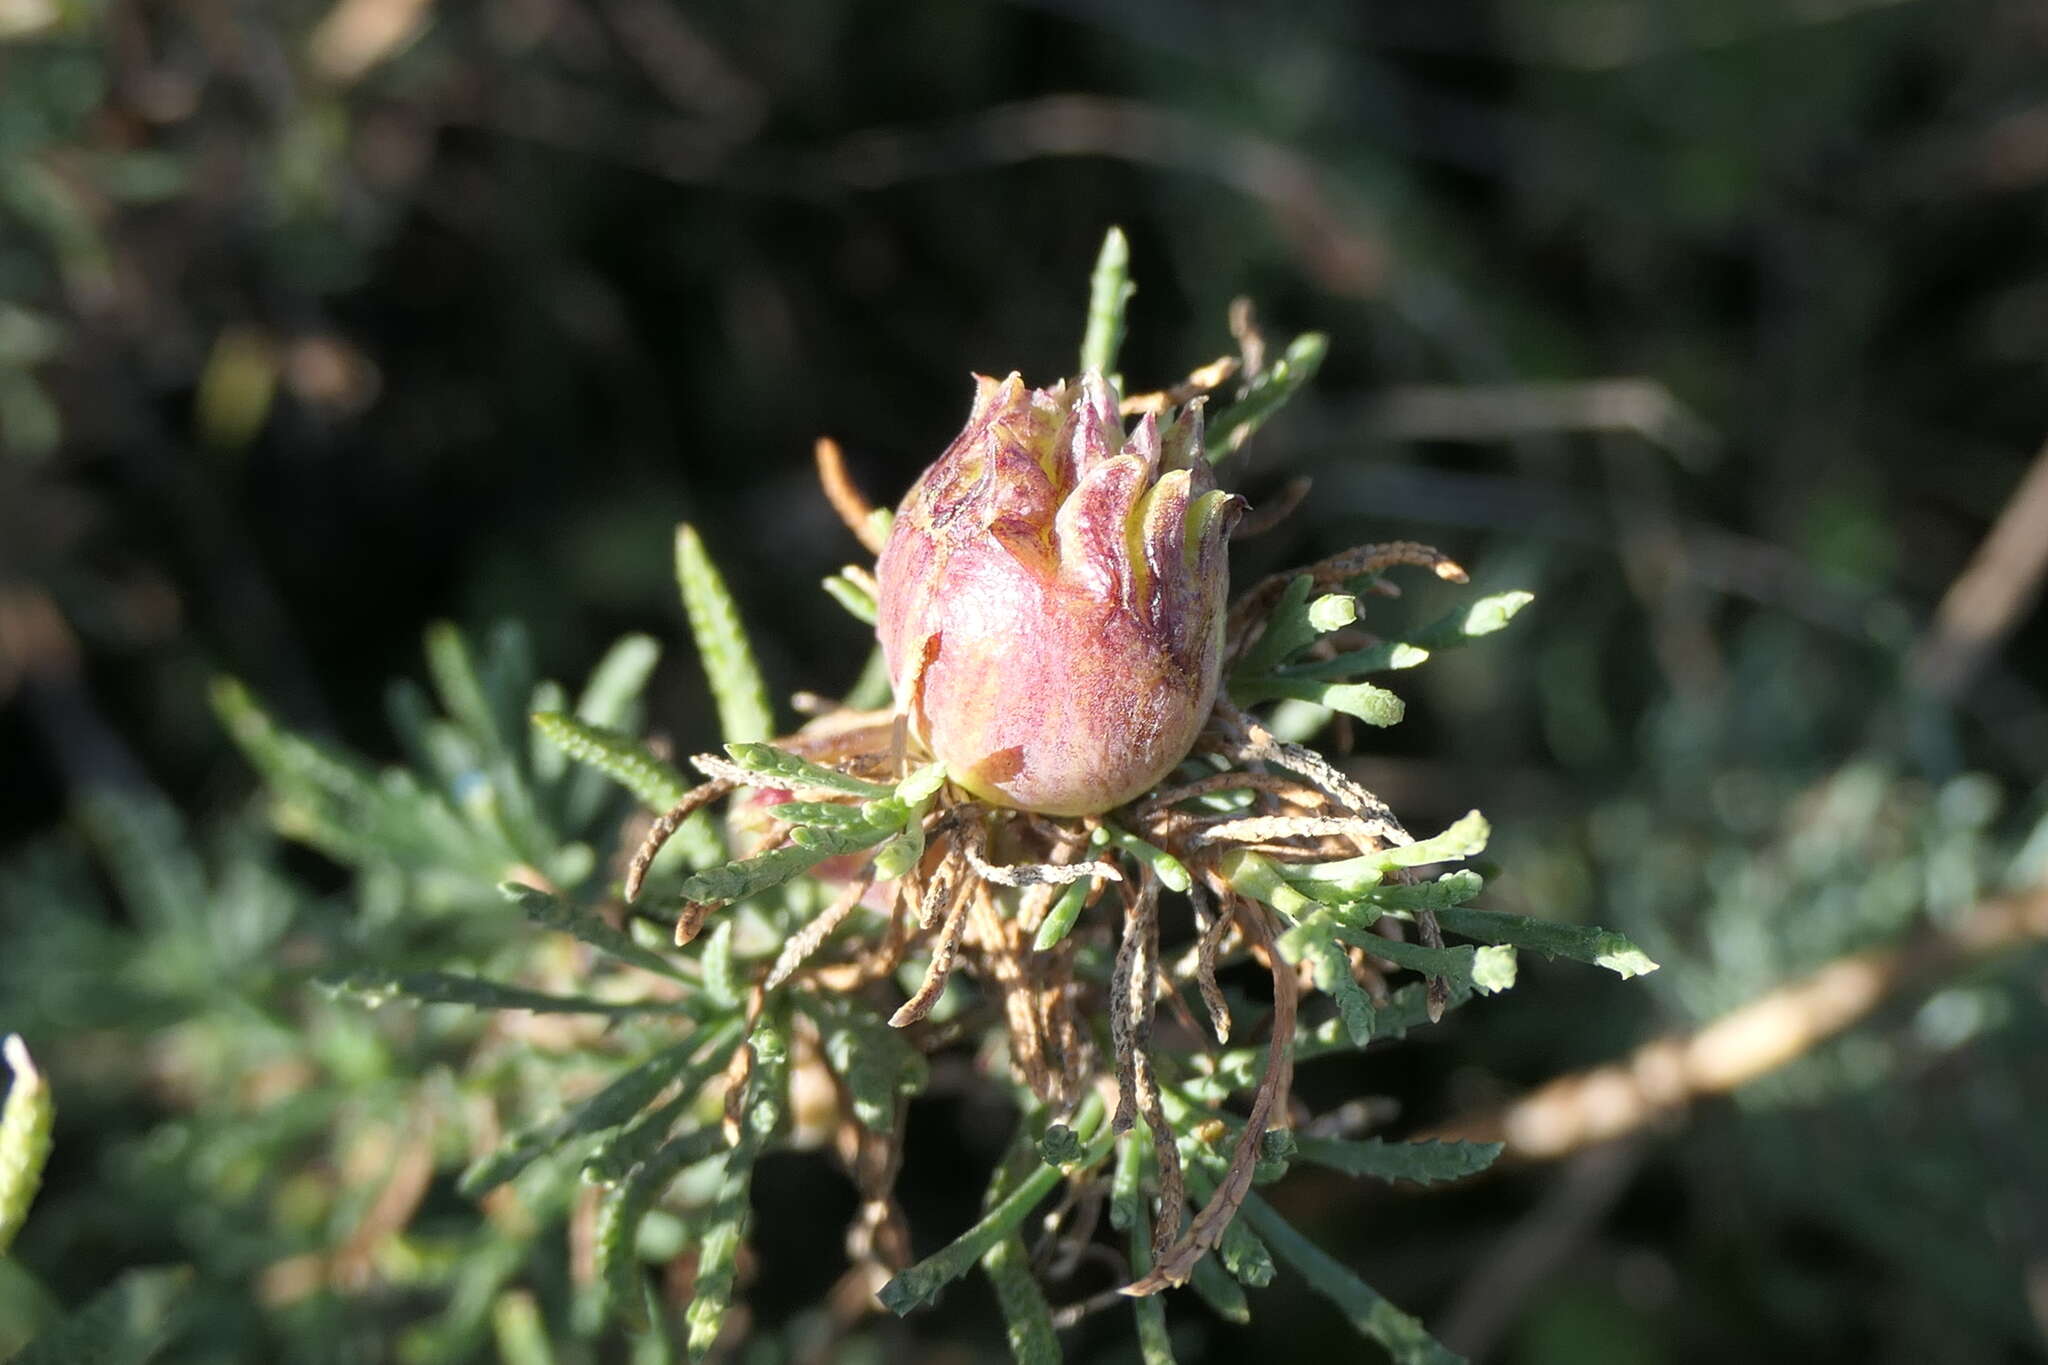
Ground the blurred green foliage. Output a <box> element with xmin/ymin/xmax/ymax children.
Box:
<box><xmin>4</xmin><ymin>1</ymin><xmax>2048</xmax><ymax>1362</ymax></box>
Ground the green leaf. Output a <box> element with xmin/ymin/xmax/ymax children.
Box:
<box><xmin>529</xmin><ymin>680</ymin><xmax>573</xmax><ymax>790</ymax></box>
<box><xmin>979</xmin><ymin>1124</ymin><xmax>1063</xmax><ymax>1365</ymax></box>
<box><xmin>895</xmin><ymin>761</ymin><xmax>948</xmax><ymax>805</ymax></box>
<box><xmin>766</xmin><ymin>800</ymin><xmax>887</xmax><ymax>829</ymax></box>
<box><xmin>718</xmin><ymin>742</ymin><xmax>891</xmax><ymax>797</ymax></box>
<box><xmin>1114</xmin><ymin>1136</ymin><xmax>1177</xmax><ymax>1364</ymax></box>
<box><xmin>596</xmin><ymin>1017</ymin><xmax>788</xmax><ymax>1341</ymax></box>
<box><xmin>1370</xmin><ymin>976</ymin><xmax>1479</xmax><ymax>1042</ymax></box>
<box><xmin>219</xmin><ymin>670</ymin><xmax>530</xmax><ymax>882</ymax></box>
<box><xmin>806</xmin><ymin>999</ymin><xmax>927</xmax><ymax>1134</ymax></box>
<box><xmin>881</xmin><ymin>1094</ymin><xmax>1114</xmax><ymax>1315</ymax></box>
<box><xmin>1235</xmin><ymin>675</ymin><xmax>1407</xmax><ymax>727</ymax></box>
<box><xmin>490</xmin><ymin>1289</ymin><xmax>557</xmax><ymax>1365</ymax></box>
<box><xmin>597</xmin><ymin>1127</ymin><xmax>730</xmax><ymax>1329</ymax></box>
<box><xmin>1</xmin><ymin>1036</ymin><xmax>54</xmax><ymax>1256</ymax></box>
<box><xmin>871</xmin><ymin>822</ymin><xmax>926</xmax><ymax>881</ymax></box>
<box><xmin>1362</xmin><ymin>871</ymin><xmax>1486</xmax><ymax>912</ymax></box>
<box><xmin>1080</xmin><ymin>225</ymin><xmax>1134</xmax><ymax>380</ymax></box>
<box><xmin>530</xmin><ymin>712</ymin><xmax>725</xmax><ymax>870</ymax></box>
<box><xmin>430</xmin><ymin>625</ymin><xmax>551</xmax><ymax>863</ymax></box>
<box><xmin>675</xmin><ymin>817</ymin><xmax>894</xmax><ymax>910</ymax></box>
<box><xmin>1472</xmin><ymin>944</ymin><xmax>1519</xmax><ymax>992</ymax></box>
<box><xmin>675</xmin><ymin>524</ymin><xmax>776</xmax><ymax>745</ymax></box>
<box><xmin>1101</xmin><ymin>822</ymin><xmax>1191</xmax><ymax>892</ymax></box>
<box><xmin>400</xmin><ymin>1229</ymin><xmax>528</xmax><ymax>1363</ymax></box>
<box><xmin>425</xmin><ymin>621</ymin><xmax>513</xmax><ymax>762</ymax></box>
<box><xmin>319</xmin><ymin>969</ymin><xmax>676</xmax><ymax>1018</ymax></box>
<box><xmin>1280</xmin><ymin>592</ymin><xmax>1532</xmax><ymax>684</ymax></box>
<box><xmin>531</xmin><ymin>713</ymin><xmax>689</xmax><ymax>811</ymax></box>
<box><xmin>1032</xmin><ymin>877</ymin><xmax>1093</xmax><ymax>951</ymax></box>
<box><xmin>1208</xmin><ymin>332</ymin><xmax>1328</xmax><ymax>455</ymax></box>
<box><xmin>1233</xmin><ymin>575</ymin><xmax>1316</xmax><ymax>677</ymax></box>
<box><xmin>1218</xmin><ymin>850</ymin><xmax>1329</xmax><ymax>922</ymax></box>
<box><xmin>684</xmin><ymin>1018</ymin><xmax>789</xmax><ymax>1359</ymax></box>
<box><xmin>1302</xmin><ymin>938</ymin><xmax>1376</xmax><ymax>1046</ymax></box>
<box><xmin>1294</xmin><ymin>1136</ymin><xmax>1503</xmax><ymax>1186</ymax></box>
<box><xmin>10</xmin><ymin>1266</ymin><xmax>191</xmax><ymax>1365</ymax></box>
<box><xmin>461</xmin><ymin>1035</ymin><xmax>707</xmax><ymax>1195</ymax></box>
<box><xmin>1038</xmin><ymin>1123</ymin><xmax>1085</xmax><ymax>1166</ymax></box>
<box><xmin>549</xmin><ymin>635</ymin><xmax>667</xmax><ymax>834</ymax></box>
<box><xmin>1380</xmin><ymin>812</ymin><xmax>1492</xmax><ymax>868</ymax></box>
<box><xmin>700</xmin><ymin>921</ymin><xmax>739</xmax><ymax>1008</ymax></box>
<box><xmin>1188</xmin><ymin>1250</ymin><xmax>1253</xmax><ymax>1323</ymax></box>
<box><xmin>1233</xmin><ymin>579</ymin><xmax>1365</xmax><ymax>683</ymax></box>
<box><xmin>1433</xmin><ymin>905</ymin><xmax>1660</xmax><ymax>978</ymax></box>
<box><xmin>1285</xmin><ymin>812</ymin><xmax>1491</xmax><ymax>892</ymax></box>
<box><xmin>1186</xmin><ymin>977</ymin><xmax>1481</xmax><ymax>1104</ymax></box>
<box><xmin>844</xmin><ymin>644</ymin><xmax>894</xmax><ymax>711</ymax></box>
<box><xmin>1410</xmin><ymin>591</ymin><xmax>1535</xmax><ymax>651</ymax></box>
<box><xmin>1216</xmin><ymin>1204</ymin><xmax>1275</xmax><ymax>1288</ymax></box>
<box><xmin>479</xmin><ymin>621</ymin><xmax>539</xmax><ymax>745</ymax></box>
<box><xmin>983</xmin><ymin>1235</ymin><xmax>1060</xmax><ymax>1365</ymax></box>
<box><xmin>1257</xmin><ymin>1127</ymin><xmax>1297</xmax><ymax>1184</ymax></box>
<box><xmin>676</xmin><ymin>844</ymin><xmax>839</xmax><ymax>912</ymax></box>
<box><xmin>212</xmin><ymin>678</ymin><xmax>403</xmax><ymax>830</ymax></box>
<box><xmin>505</xmin><ymin>883</ymin><xmax>692</xmax><ymax>983</ymax></box>
<box><xmin>581</xmin><ymin>1020</ymin><xmax>747</xmax><ymax>1184</ymax></box>
<box><xmin>595</xmin><ymin>1121</ymin><xmax>727</xmax><ymax>1194</ymax></box>
<box><xmin>1307</xmin><ymin>593</ymin><xmax>1359</xmax><ymax>632</ymax></box>
<box><xmin>1236</xmin><ymin>1190</ymin><xmax>1463</xmax><ymax>1365</ymax></box>
<box><xmin>575</xmin><ymin>634</ymin><xmax>663</xmax><ymax>728</ymax></box>
<box><xmin>1328</xmin><ymin>933</ymin><xmax>1515</xmax><ymax>995</ymax></box>
<box><xmin>822</xmin><ymin>571</ymin><xmax>878</xmax><ymax>625</ymax></box>
<box><xmin>1275</xmin><ymin>640</ymin><xmax>1431</xmax><ymax>682</ymax></box>
<box><xmin>72</xmin><ymin>792</ymin><xmax>204</xmax><ymax>938</ymax></box>
<box><xmin>386</xmin><ymin>676</ymin><xmax>466</xmax><ymax>793</ymax></box>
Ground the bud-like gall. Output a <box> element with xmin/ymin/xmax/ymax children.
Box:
<box><xmin>874</xmin><ymin>372</ymin><xmax>1242</xmax><ymax>816</ymax></box>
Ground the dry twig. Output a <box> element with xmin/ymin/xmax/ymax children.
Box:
<box><xmin>1125</xmin><ymin>898</ymin><xmax>1295</xmax><ymax>1295</ymax></box>
<box><xmin>1430</xmin><ymin>886</ymin><xmax>2048</xmax><ymax>1160</ymax></box>
<box><xmin>815</xmin><ymin>437</ymin><xmax>891</xmax><ymax>556</ymax></box>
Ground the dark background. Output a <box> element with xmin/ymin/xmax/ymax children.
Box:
<box><xmin>4</xmin><ymin>1</ymin><xmax>2047</xmax><ymax>1362</ymax></box>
